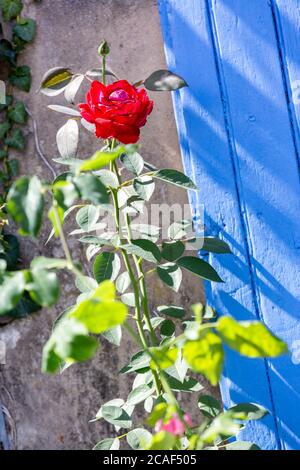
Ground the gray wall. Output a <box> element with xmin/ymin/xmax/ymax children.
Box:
<box><xmin>0</xmin><ymin>0</ymin><xmax>216</xmax><ymax>450</ymax></box>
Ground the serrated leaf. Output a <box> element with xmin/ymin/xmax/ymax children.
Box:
<box><xmin>157</xmin><ymin>263</ymin><xmax>182</xmax><ymax>292</ymax></box>
<box><xmin>76</xmin><ymin>205</ymin><xmax>99</xmax><ymax>231</ymax></box>
<box><xmin>133</xmin><ymin>175</ymin><xmax>155</xmax><ymax>201</ymax></box>
<box><xmin>56</xmin><ymin>119</ymin><xmax>79</xmax><ymax>158</ymax></box>
<box><xmin>201</xmin><ymin>237</ymin><xmax>232</xmax><ymax>254</ymax></box>
<box><xmin>64</xmin><ymin>74</ymin><xmax>84</xmax><ymax>104</ymax></box>
<box><xmin>177</xmin><ymin>256</ymin><xmax>223</xmax><ymax>282</ymax></box>
<box><xmin>157</xmin><ymin>305</ymin><xmax>185</xmax><ymax>319</ymax></box>
<box><xmin>161</xmin><ymin>240</ymin><xmax>185</xmax><ymax>262</ymax></box>
<box><xmin>198</xmin><ymin>395</ymin><xmax>222</xmax><ymax>419</ymax></box>
<box><xmin>101</xmin><ymin>405</ymin><xmax>132</xmax><ymax>429</ymax></box>
<box><xmin>93</xmin><ymin>252</ymin><xmax>120</xmax><ymax>283</ymax></box>
<box><xmin>127</xmin><ymin>428</ymin><xmax>152</xmax><ymax>450</ymax></box>
<box><xmin>74</xmin><ymin>174</ymin><xmax>109</xmax><ymax>205</ymax></box>
<box><xmin>120</xmin><ymin>350</ymin><xmax>150</xmax><ymax>374</ymax></box>
<box><xmin>217</xmin><ymin>317</ymin><xmax>288</xmax><ymax>358</ymax></box>
<box><xmin>154</xmin><ymin>169</ymin><xmax>198</xmax><ymax>190</ymax></box>
<box><xmin>225</xmin><ymin>441</ymin><xmax>260</xmax><ymax>451</ymax></box>
<box><xmin>168</xmin><ymin>219</ymin><xmax>193</xmax><ymax>240</ymax></box>
<box><xmin>227</xmin><ymin>403</ymin><xmax>268</xmax><ymax>421</ymax></box>
<box><xmin>40</xmin><ymin>67</ymin><xmax>73</xmax><ymax>91</ymax></box>
<box><xmin>93</xmin><ymin>438</ymin><xmax>120</xmax><ymax>450</ymax></box>
<box><xmin>120</xmin><ymin>151</ymin><xmax>144</xmax><ymax>175</ymax></box>
<box><xmin>116</xmin><ymin>271</ymin><xmax>131</xmax><ymax>294</ymax></box>
<box><xmin>101</xmin><ymin>326</ymin><xmax>122</xmax><ymax>346</ymax></box>
<box><xmin>144</xmin><ymin>70</ymin><xmax>187</xmax><ymax>91</ymax></box>
<box><xmin>127</xmin><ymin>384</ymin><xmax>154</xmax><ymax>406</ymax></box>
<box><xmin>48</xmin><ymin>104</ymin><xmax>80</xmax><ymax>116</ymax></box>
<box><xmin>122</xmin><ymin>239</ymin><xmax>161</xmax><ymax>263</ymax></box>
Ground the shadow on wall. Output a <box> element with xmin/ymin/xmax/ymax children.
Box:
<box><xmin>158</xmin><ymin>0</ymin><xmax>300</xmax><ymax>450</ymax></box>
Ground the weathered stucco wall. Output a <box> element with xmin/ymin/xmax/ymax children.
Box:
<box><xmin>0</xmin><ymin>0</ymin><xmax>217</xmax><ymax>450</ymax></box>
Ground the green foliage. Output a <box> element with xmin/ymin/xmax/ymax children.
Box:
<box><xmin>2</xmin><ymin>42</ymin><xmax>289</xmax><ymax>451</ymax></box>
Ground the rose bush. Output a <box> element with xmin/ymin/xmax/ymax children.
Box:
<box><xmin>79</xmin><ymin>80</ymin><xmax>153</xmax><ymax>143</ymax></box>
<box><xmin>1</xmin><ymin>41</ymin><xmax>289</xmax><ymax>451</ymax></box>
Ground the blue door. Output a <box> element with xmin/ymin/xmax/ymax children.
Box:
<box><xmin>158</xmin><ymin>0</ymin><xmax>300</xmax><ymax>450</ymax></box>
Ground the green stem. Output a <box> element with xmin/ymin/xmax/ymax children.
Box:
<box><xmin>102</xmin><ymin>56</ymin><xmax>106</xmax><ymax>85</ymax></box>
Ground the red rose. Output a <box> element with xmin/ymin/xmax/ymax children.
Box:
<box><xmin>79</xmin><ymin>80</ymin><xmax>153</xmax><ymax>144</ymax></box>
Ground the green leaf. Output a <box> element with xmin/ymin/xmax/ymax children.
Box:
<box><xmin>122</xmin><ymin>239</ymin><xmax>161</xmax><ymax>263</ymax></box>
<box><xmin>40</xmin><ymin>67</ymin><xmax>73</xmax><ymax>93</ymax></box>
<box><xmin>7</xmin><ymin>101</ymin><xmax>28</xmax><ymax>124</ymax></box>
<box><xmin>29</xmin><ymin>269</ymin><xmax>60</xmax><ymax>307</ymax></box>
<box><xmin>120</xmin><ymin>151</ymin><xmax>144</xmax><ymax>175</ymax></box>
<box><xmin>93</xmin><ymin>438</ymin><xmax>120</xmax><ymax>450</ymax></box>
<box><xmin>116</xmin><ymin>271</ymin><xmax>131</xmax><ymax>294</ymax></box>
<box><xmin>150</xmin><ymin>346</ymin><xmax>178</xmax><ymax>370</ymax></box>
<box><xmin>183</xmin><ymin>331</ymin><xmax>224</xmax><ymax>386</ymax></box>
<box><xmin>168</xmin><ymin>219</ymin><xmax>193</xmax><ymax>240</ymax></box>
<box><xmin>224</xmin><ymin>441</ymin><xmax>260</xmax><ymax>451</ymax></box>
<box><xmin>31</xmin><ymin>256</ymin><xmax>68</xmax><ymax>270</ymax></box>
<box><xmin>127</xmin><ymin>384</ymin><xmax>154</xmax><ymax>406</ymax></box>
<box><xmin>71</xmin><ymin>297</ymin><xmax>127</xmax><ymax>334</ymax></box>
<box><xmin>0</xmin><ymin>80</ymin><xmax>5</xmax><ymax>104</ymax></box>
<box><xmin>74</xmin><ymin>174</ymin><xmax>109</xmax><ymax>205</ymax></box>
<box><xmin>166</xmin><ymin>375</ymin><xmax>202</xmax><ymax>393</ymax></box>
<box><xmin>120</xmin><ymin>350</ymin><xmax>150</xmax><ymax>374</ymax></box>
<box><xmin>13</xmin><ymin>18</ymin><xmax>36</xmax><ymax>42</ymax></box>
<box><xmin>1</xmin><ymin>0</ymin><xmax>23</xmax><ymax>21</ymax></box>
<box><xmin>133</xmin><ymin>175</ymin><xmax>155</xmax><ymax>201</ymax></box>
<box><xmin>0</xmin><ymin>233</ymin><xmax>19</xmax><ymax>270</ymax></box>
<box><xmin>147</xmin><ymin>431</ymin><xmax>176</xmax><ymax>450</ymax></box>
<box><xmin>75</xmin><ymin>275</ymin><xmax>98</xmax><ymax>293</ymax></box>
<box><xmin>7</xmin><ymin>176</ymin><xmax>44</xmax><ymax>237</ymax></box>
<box><xmin>144</xmin><ymin>70</ymin><xmax>187</xmax><ymax>91</ymax></box>
<box><xmin>9</xmin><ymin>65</ymin><xmax>31</xmax><ymax>92</ymax></box>
<box><xmin>217</xmin><ymin>317</ymin><xmax>288</xmax><ymax>358</ymax></box>
<box><xmin>160</xmin><ymin>319</ymin><xmax>175</xmax><ymax>337</ymax></box>
<box><xmin>101</xmin><ymin>326</ymin><xmax>122</xmax><ymax>346</ymax></box>
<box><xmin>201</xmin><ymin>237</ymin><xmax>232</xmax><ymax>254</ymax></box>
<box><xmin>42</xmin><ymin>318</ymin><xmax>98</xmax><ymax>373</ymax></box>
<box><xmin>127</xmin><ymin>429</ymin><xmax>152</xmax><ymax>450</ymax></box>
<box><xmin>0</xmin><ymin>121</ymin><xmax>11</xmax><ymax>139</ymax></box>
<box><xmin>93</xmin><ymin>252</ymin><xmax>120</xmax><ymax>283</ymax></box>
<box><xmin>201</xmin><ymin>413</ymin><xmax>242</xmax><ymax>444</ymax></box>
<box><xmin>177</xmin><ymin>256</ymin><xmax>223</xmax><ymax>282</ymax></box>
<box><xmin>48</xmin><ymin>104</ymin><xmax>80</xmax><ymax>116</ymax></box>
<box><xmin>130</xmin><ymin>224</ymin><xmax>160</xmax><ymax>242</ymax></box>
<box><xmin>52</xmin><ymin>181</ymin><xmax>78</xmax><ymax>210</ymax></box>
<box><xmin>157</xmin><ymin>305</ymin><xmax>185</xmax><ymax>319</ymax></box>
<box><xmin>4</xmin><ymin>128</ymin><xmax>25</xmax><ymax>150</ymax></box>
<box><xmin>79</xmin><ymin>147</ymin><xmax>124</xmax><ymax>172</ymax></box>
<box><xmin>76</xmin><ymin>205</ymin><xmax>99</xmax><ymax>231</ymax></box>
<box><xmin>227</xmin><ymin>403</ymin><xmax>268</xmax><ymax>421</ymax></box>
<box><xmin>157</xmin><ymin>263</ymin><xmax>182</xmax><ymax>292</ymax></box>
<box><xmin>0</xmin><ymin>271</ymin><xmax>25</xmax><ymax>315</ymax></box>
<box><xmin>153</xmin><ymin>169</ymin><xmax>198</xmax><ymax>190</ymax></box>
<box><xmin>121</xmin><ymin>292</ymin><xmax>136</xmax><ymax>307</ymax></box>
<box><xmin>56</xmin><ymin>119</ymin><xmax>78</xmax><ymax>158</ymax></box>
<box><xmin>6</xmin><ymin>292</ymin><xmax>40</xmax><ymax>319</ymax></box>
<box><xmin>101</xmin><ymin>405</ymin><xmax>132</xmax><ymax>429</ymax></box>
<box><xmin>161</xmin><ymin>240</ymin><xmax>185</xmax><ymax>262</ymax></box>
<box><xmin>64</xmin><ymin>74</ymin><xmax>84</xmax><ymax>104</ymax></box>
<box><xmin>198</xmin><ymin>395</ymin><xmax>222</xmax><ymax>419</ymax></box>
<box><xmin>96</xmin><ymin>169</ymin><xmax>119</xmax><ymax>188</ymax></box>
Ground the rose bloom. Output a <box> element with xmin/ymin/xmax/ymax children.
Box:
<box><xmin>79</xmin><ymin>80</ymin><xmax>153</xmax><ymax>144</ymax></box>
<box><xmin>155</xmin><ymin>413</ymin><xmax>193</xmax><ymax>436</ymax></box>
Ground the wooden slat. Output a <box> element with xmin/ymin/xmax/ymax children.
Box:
<box><xmin>158</xmin><ymin>0</ymin><xmax>300</xmax><ymax>449</ymax></box>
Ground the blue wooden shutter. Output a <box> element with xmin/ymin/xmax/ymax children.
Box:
<box><xmin>158</xmin><ymin>0</ymin><xmax>300</xmax><ymax>450</ymax></box>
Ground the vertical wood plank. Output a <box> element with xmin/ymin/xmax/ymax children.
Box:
<box><xmin>158</xmin><ymin>0</ymin><xmax>300</xmax><ymax>449</ymax></box>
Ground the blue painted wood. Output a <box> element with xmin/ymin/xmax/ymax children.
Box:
<box><xmin>158</xmin><ymin>0</ymin><xmax>300</xmax><ymax>450</ymax></box>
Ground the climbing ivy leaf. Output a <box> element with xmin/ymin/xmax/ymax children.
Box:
<box><xmin>13</xmin><ymin>18</ymin><xmax>36</xmax><ymax>42</ymax></box>
<box><xmin>7</xmin><ymin>101</ymin><xmax>28</xmax><ymax>124</ymax></box>
<box><xmin>1</xmin><ymin>0</ymin><xmax>23</xmax><ymax>21</ymax></box>
<box><xmin>9</xmin><ymin>65</ymin><xmax>31</xmax><ymax>92</ymax></box>
<box><xmin>7</xmin><ymin>176</ymin><xmax>44</xmax><ymax>237</ymax></box>
<box><xmin>4</xmin><ymin>128</ymin><xmax>25</xmax><ymax>150</ymax></box>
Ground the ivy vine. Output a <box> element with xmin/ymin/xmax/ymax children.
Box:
<box><xmin>0</xmin><ymin>0</ymin><xmax>38</xmax><ymax>320</ymax></box>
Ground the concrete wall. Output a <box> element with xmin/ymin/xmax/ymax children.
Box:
<box><xmin>0</xmin><ymin>0</ymin><xmax>217</xmax><ymax>449</ymax></box>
